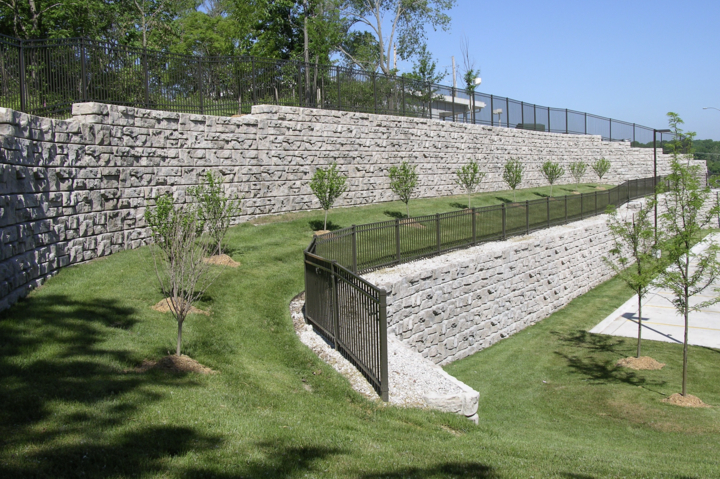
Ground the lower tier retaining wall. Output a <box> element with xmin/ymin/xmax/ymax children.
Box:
<box><xmin>364</xmin><ymin>203</ymin><xmax>641</xmax><ymax>366</ymax></box>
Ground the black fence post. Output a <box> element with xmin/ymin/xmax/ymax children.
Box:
<box><xmin>506</xmin><ymin>98</ymin><xmax>509</xmax><ymax>126</ymax></box>
<box><xmin>565</xmin><ymin>109</ymin><xmax>568</xmax><ymax>134</ymax></box>
<box><xmin>395</xmin><ymin>218</ymin><xmax>401</xmax><ymax>264</ymax></box>
<box><xmin>330</xmin><ymin>260</ymin><xmax>340</xmax><ymax>345</ymax></box>
<box><xmin>502</xmin><ymin>202</ymin><xmax>507</xmax><ymax>239</ymax></box>
<box><xmin>427</xmin><ymin>82</ymin><xmax>432</xmax><ymax>119</ymax></box>
<box><xmin>198</xmin><ymin>57</ymin><xmax>204</xmax><ymax>114</ymax></box>
<box><xmin>490</xmin><ymin>95</ymin><xmax>494</xmax><ymax>126</ymax></box>
<box><xmin>372</xmin><ymin>73</ymin><xmax>377</xmax><ymax>114</ymax></box>
<box><xmin>401</xmin><ymin>76</ymin><xmax>405</xmax><ymax>116</ymax></box>
<box><xmin>80</xmin><ymin>37</ymin><xmax>87</xmax><ymax>102</ymax></box>
<box><xmin>436</xmin><ymin>213</ymin><xmax>441</xmax><ymax>253</ymax></box>
<box><xmin>609</xmin><ymin>119</ymin><xmax>612</xmax><ymax>141</ymax></box>
<box><xmin>594</xmin><ymin>190</ymin><xmax>598</xmax><ymax>215</ymax></box>
<box><xmin>351</xmin><ymin>225</ymin><xmax>357</xmax><ymax>273</ymax></box>
<box><xmin>525</xmin><ymin>200</ymin><xmax>530</xmax><ymax>234</ymax></box>
<box><xmin>379</xmin><ymin>289</ymin><xmax>389</xmax><ymax>402</ymax></box>
<box><xmin>521</xmin><ymin>101</ymin><xmax>524</xmax><ymax>125</ymax></box>
<box><xmin>142</xmin><ymin>48</ymin><xmax>150</xmax><ymax>108</ymax></box>
<box><xmin>251</xmin><ymin>57</ymin><xmax>256</xmax><ymax>105</ymax></box>
<box><xmin>547</xmin><ymin>196</ymin><xmax>550</xmax><ymax>228</ymax></box>
<box><xmin>584</xmin><ymin>112</ymin><xmax>587</xmax><ymax>134</ymax></box>
<box><xmin>337</xmin><ymin>68</ymin><xmax>341</xmax><ymax>111</ymax></box>
<box><xmin>18</xmin><ymin>40</ymin><xmax>26</xmax><ymax>112</ymax></box>
<box><xmin>580</xmin><ymin>194</ymin><xmax>584</xmax><ymax>219</ymax></box>
<box><xmin>471</xmin><ymin>208</ymin><xmax>477</xmax><ymax>243</ymax></box>
<box><xmin>564</xmin><ymin>194</ymin><xmax>568</xmax><ymax>224</ymax></box>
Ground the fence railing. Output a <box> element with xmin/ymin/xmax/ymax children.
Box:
<box><xmin>0</xmin><ymin>34</ymin><xmax>673</xmax><ymax>144</ymax></box>
<box><xmin>314</xmin><ymin>176</ymin><xmax>661</xmax><ymax>274</ymax></box>
<box><xmin>304</xmin><ymin>175</ymin><xmax>662</xmax><ymax>401</ymax></box>
<box><xmin>304</xmin><ymin>245</ymin><xmax>388</xmax><ymax>401</ymax></box>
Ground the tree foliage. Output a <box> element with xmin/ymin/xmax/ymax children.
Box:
<box><xmin>655</xmin><ymin>114</ymin><xmax>720</xmax><ymax>398</ymax></box>
<box><xmin>309</xmin><ymin>162</ymin><xmax>348</xmax><ymax>230</ymax></box>
<box><xmin>569</xmin><ymin>161</ymin><xmax>587</xmax><ymax>185</ymax></box>
<box><xmin>592</xmin><ymin>158</ymin><xmax>611</xmax><ymax>181</ymax></box>
<box><xmin>455</xmin><ymin>160</ymin><xmax>485</xmax><ymax>208</ymax></box>
<box><xmin>502</xmin><ymin>158</ymin><xmax>524</xmax><ymax>202</ymax></box>
<box><xmin>188</xmin><ymin>171</ymin><xmax>241</xmax><ymax>255</ymax></box>
<box><xmin>604</xmin><ymin>201</ymin><xmax>662</xmax><ymax>358</ymax></box>
<box><xmin>388</xmin><ymin>161</ymin><xmax>418</xmax><ymax>218</ymax></box>
<box><xmin>540</xmin><ymin>161</ymin><xmax>564</xmax><ymax>196</ymax></box>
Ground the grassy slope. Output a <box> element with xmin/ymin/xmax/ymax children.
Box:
<box><xmin>1</xmin><ymin>184</ymin><xmax>719</xmax><ymax>478</ymax></box>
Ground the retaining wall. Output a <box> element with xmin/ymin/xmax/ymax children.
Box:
<box><xmin>364</xmin><ymin>204</ymin><xmax>638</xmax><ymax>366</ymax></box>
<box><xmin>0</xmin><ymin>103</ymin><xmax>688</xmax><ymax>310</ymax></box>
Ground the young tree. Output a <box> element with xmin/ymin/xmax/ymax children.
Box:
<box><xmin>388</xmin><ymin>161</ymin><xmax>419</xmax><ymax>218</ymax></box>
<box><xmin>189</xmin><ymin>171</ymin><xmax>241</xmax><ymax>255</ymax></box>
<box><xmin>339</xmin><ymin>0</ymin><xmax>456</xmax><ymax>75</ymax></box>
<box><xmin>540</xmin><ymin>161</ymin><xmax>564</xmax><ymax>196</ymax></box>
<box><xmin>460</xmin><ymin>34</ymin><xmax>480</xmax><ymax>123</ymax></box>
<box><xmin>604</xmin><ymin>201</ymin><xmax>662</xmax><ymax>358</ymax></box>
<box><xmin>569</xmin><ymin>161</ymin><xmax>588</xmax><ymax>185</ymax></box>
<box><xmin>455</xmin><ymin>160</ymin><xmax>485</xmax><ymax>208</ymax></box>
<box><xmin>502</xmin><ymin>158</ymin><xmax>524</xmax><ymax>202</ymax></box>
<box><xmin>592</xmin><ymin>158</ymin><xmax>611</xmax><ymax>181</ymax></box>
<box><xmin>145</xmin><ymin>195</ymin><xmax>217</xmax><ymax>356</ymax></box>
<box><xmin>309</xmin><ymin>162</ymin><xmax>348</xmax><ymax>230</ymax></box>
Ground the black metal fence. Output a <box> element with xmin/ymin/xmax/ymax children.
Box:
<box><xmin>0</xmin><ymin>34</ymin><xmax>672</xmax><ymax>143</ymax></box>
<box><xmin>314</xmin><ymin>176</ymin><xmax>661</xmax><ymax>274</ymax></box>
<box><xmin>304</xmin><ymin>244</ymin><xmax>388</xmax><ymax>401</ymax></box>
<box><xmin>304</xmin><ymin>176</ymin><xmax>661</xmax><ymax>401</ymax></box>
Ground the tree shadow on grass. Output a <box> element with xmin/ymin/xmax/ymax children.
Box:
<box><xmin>534</xmin><ymin>192</ymin><xmax>550</xmax><ymax>198</ymax></box>
<box><xmin>552</xmin><ymin>330</ymin><xmax>628</xmax><ymax>356</ymax></box>
<box><xmin>308</xmin><ymin>219</ymin><xmax>343</xmax><ymax>231</ymax></box>
<box><xmin>0</xmin><ymin>294</ymin><xmax>217</xmax><ymax>477</ymax></box>
<box><xmin>384</xmin><ymin>210</ymin><xmax>407</xmax><ymax>219</ymax></box>
<box><xmin>360</xmin><ymin>461</ymin><xmax>499</xmax><ymax>478</ymax></box>
<box><xmin>495</xmin><ymin>196</ymin><xmax>512</xmax><ymax>204</ymax></box>
<box><xmin>449</xmin><ymin>202</ymin><xmax>468</xmax><ymax>209</ymax></box>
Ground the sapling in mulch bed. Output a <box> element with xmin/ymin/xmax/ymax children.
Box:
<box><xmin>604</xmin><ymin>198</ymin><xmax>664</xmax><ymax>367</ymax></box>
<box><xmin>309</xmin><ymin>162</ymin><xmax>348</xmax><ymax>231</ymax></box>
<box><xmin>389</xmin><ymin>161</ymin><xmax>419</xmax><ymax>218</ymax></box>
<box><xmin>145</xmin><ymin>194</ymin><xmax>220</xmax><ymax>358</ymax></box>
<box><xmin>455</xmin><ymin>160</ymin><xmax>486</xmax><ymax>208</ymax></box>
<box><xmin>189</xmin><ymin>171</ymin><xmax>241</xmax><ymax>263</ymax></box>
<box><xmin>569</xmin><ymin>161</ymin><xmax>587</xmax><ymax>185</ymax></box>
<box><xmin>540</xmin><ymin>161</ymin><xmax>564</xmax><ymax>196</ymax></box>
<box><xmin>592</xmin><ymin>158</ymin><xmax>611</xmax><ymax>182</ymax></box>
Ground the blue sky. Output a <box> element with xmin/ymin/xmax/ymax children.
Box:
<box><xmin>389</xmin><ymin>0</ymin><xmax>720</xmax><ymax>140</ymax></box>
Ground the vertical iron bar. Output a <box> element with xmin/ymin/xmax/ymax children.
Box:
<box><xmin>395</xmin><ymin>218</ymin><xmax>401</xmax><ymax>263</ymax></box>
<box><xmin>80</xmin><ymin>38</ymin><xmax>87</xmax><ymax>102</ymax></box>
<box><xmin>547</xmin><ymin>196</ymin><xmax>550</xmax><ymax>228</ymax></box>
<box><xmin>436</xmin><ymin>214</ymin><xmax>441</xmax><ymax>253</ymax></box>
<box><xmin>502</xmin><ymin>203</ymin><xmax>507</xmax><ymax>239</ymax></box>
<box><xmin>372</xmin><ymin>73</ymin><xmax>377</xmax><ymax>114</ymax></box>
<box><xmin>143</xmin><ymin>49</ymin><xmax>149</xmax><ymax>108</ymax></box>
<box><xmin>351</xmin><ymin>225</ymin><xmax>357</xmax><ymax>273</ymax></box>
<box><xmin>565</xmin><ymin>109</ymin><xmax>568</xmax><ymax>134</ymax></box>
<box><xmin>633</xmin><ymin>123</ymin><xmax>636</xmax><ymax>143</ymax></box>
<box><xmin>533</xmin><ymin>103</ymin><xmax>536</xmax><ymax>126</ymax></box>
<box><xmin>471</xmin><ymin>207</ymin><xmax>476</xmax><ymax>244</ymax></box>
<box><xmin>198</xmin><ymin>57</ymin><xmax>204</xmax><ymax>114</ymax></box>
<box><xmin>379</xmin><ymin>289</ymin><xmax>389</xmax><ymax>402</ymax></box>
<box><xmin>564</xmin><ymin>194</ymin><xmax>568</xmax><ymax>224</ymax></box>
<box><xmin>401</xmin><ymin>76</ymin><xmax>405</xmax><ymax>116</ymax></box>
<box><xmin>452</xmin><ymin>86</ymin><xmax>456</xmax><ymax>122</ymax></box>
<box><xmin>609</xmin><ymin>119</ymin><xmax>612</xmax><ymax>141</ymax></box>
<box><xmin>521</xmin><ymin>101</ymin><xmax>524</xmax><ymax>126</ymax></box>
<box><xmin>331</xmin><ymin>261</ymin><xmax>339</xmax><ymax>346</ymax></box>
<box><xmin>251</xmin><ymin>57</ymin><xmax>256</xmax><ymax>104</ymax></box>
<box><xmin>584</xmin><ymin>112</ymin><xmax>587</xmax><ymax>134</ymax></box>
<box><xmin>490</xmin><ymin>95</ymin><xmax>494</xmax><ymax>126</ymax></box>
<box><xmin>18</xmin><ymin>40</ymin><xmax>26</xmax><ymax>112</ymax></box>
<box><xmin>580</xmin><ymin>194</ymin><xmax>584</xmax><ymax>219</ymax></box>
<box><xmin>595</xmin><ymin>191</ymin><xmax>598</xmax><ymax>215</ymax></box>
<box><xmin>525</xmin><ymin>200</ymin><xmax>530</xmax><ymax>234</ymax></box>
<box><xmin>337</xmin><ymin>67</ymin><xmax>341</xmax><ymax>110</ymax></box>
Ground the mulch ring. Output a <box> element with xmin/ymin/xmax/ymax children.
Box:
<box><xmin>400</xmin><ymin>218</ymin><xmax>425</xmax><ymax>229</ymax></box>
<box><xmin>662</xmin><ymin>393</ymin><xmax>711</xmax><ymax>408</ymax></box>
<box><xmin>128</xmin><ymin>354</ymin><xmax>217</xmax><ymax>375</ymax></box>
<box><xmin>203</xmin><ymin>254</ymin><xmax>240</xmax><ymax>267</ymax></box>
<box><xmin>151</xmin><ymin>298</ymin><xmax>210</xmax><ymax>316</ymax></box>
<box><xmin>616</xmin><ymin>356</ymin><xmax>665</xmax><ymax>370</ymax></box>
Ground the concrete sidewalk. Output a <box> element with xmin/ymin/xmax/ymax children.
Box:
<box><xmin>590</xmin><ymin>233</ymin><xmax>720</xmax><ymax>350</ymax></box>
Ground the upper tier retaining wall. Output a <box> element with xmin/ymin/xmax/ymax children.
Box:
<box><xmin>0</xmin><ymin>103</ymin><xmax>690</xmax><ymax>310</ymax></box>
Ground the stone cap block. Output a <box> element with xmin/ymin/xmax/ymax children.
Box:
<box><xmin>72</xmin><ymin>103</ymin><xmax>110</xmax><ymax>116</ymax></box>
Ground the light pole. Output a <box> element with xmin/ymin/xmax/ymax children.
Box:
<box><xmin>704</xmin><ymin>106</ymin><xmax>720</xmax><ymax>112</ymax></box>
<box><xmin>654</xmin><ymin>128</ymin><xmax>672</xmax><ymax>241</ymax></box>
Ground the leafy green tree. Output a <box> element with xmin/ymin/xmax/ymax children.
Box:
<box><xmin>502</xmin><ymin>158</ymin><xmax>524</xmax><ymax>202</ymax></box>
<box><xmin>604</xmin><ymin>201</ymin><xmax>662</xmax><ymax>358</ymax></box>
<box><xmin>189</xmin><ymin>171</ymin><xmax>241</xmax><ymax>255</ymax></box>
<box><xmin>540</xmin><ymin>161</ymin><xmax>564</xmax><ymax>196</ymax></box>
<box><xmin>592</xmin><ymin>158</ymin><xmax>611</xmax><ymax>181</ymax></box>
<box><xmin>655</xmin><ymin>115</ymin><xmax>720</xmax><ymax>398</ymax></box>
<box><xmin>309</xmin><ymin>163</ymin><xmax>348</xmax><ymax>230</ymax></box>
<box><xmin>569</xmin><ymin>161</ymin><xmax>587</xmax><ymax>185</ymax></box>
<box><xmin>388</xmin><ymin>161</ymin><xmax>419</xmax><ymax>218</ymax></box>
<box><xmin>339</xmin><ymin>0</ymin><xmax>456</xmax><ymax>74</ymax></box>
<box><xmin>455</xmin><ymin>161</ymin><xmax>485</xmax><ymax>208</ymax></box>
<box><xmin>145</xmin><ymin>195</ymin><xmax>217</xmax><ymax>356</ymax></box>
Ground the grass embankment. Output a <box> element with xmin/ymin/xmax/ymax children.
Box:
<box><xmin>1</xmin><ymin>183</ymin><xmax>719</xmax><ymax>478</ymax></box>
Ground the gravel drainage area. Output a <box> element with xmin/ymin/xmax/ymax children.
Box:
<box><xmin>290</xmin><ymin>294</ymin><xmax>479</xmax><ymax>422</ymax></box>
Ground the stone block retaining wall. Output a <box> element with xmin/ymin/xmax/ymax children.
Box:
<box><xmin>364</xmin><ymin>207</ymin><xmax>632</xmax><ymax>366</ymax></box>
<box><xmin>0</xmin><ymin>102</ymin><xmax>693</xmax><ymax>310</ymax></box>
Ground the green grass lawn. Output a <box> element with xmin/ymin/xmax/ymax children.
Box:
<box><xmin>1</xmin><ymin>183</ymin><xmax>719</xmax><ymax>478</ymax></box>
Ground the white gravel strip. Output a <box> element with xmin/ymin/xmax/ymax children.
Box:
<box><xmin>290</xmin><ymin>293</ymin><xmax>477</xmax><ymax>417</ymax></box>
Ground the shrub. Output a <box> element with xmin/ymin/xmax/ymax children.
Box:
<box><xmin>388</xmin><ymin>161</ymin><xmax>419</xmax><ymax>218</ymax></box>
<box><xmin>309</xmin><ymin>163</ymin><xmax>348</xmax><ymax>230</ymax></box>
<box><xmin>455</xmin><ymin>160</ymin><xmax>486</xmax><ymax>208</ymax></box>
<box><xmin>540</xmin><ymin>161</ymin><xmax>564</xmax><ymax>196</ymax></box>
<box><xmin>502</xmin><ymin>158</ymin><xmax>524</xmax><ymax>202</ymax></box>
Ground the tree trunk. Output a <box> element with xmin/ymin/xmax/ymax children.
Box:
<box><xmin>176</xmin><ymin>319</ymin><xmax>184</xmax><ymax>356</ymax></box>
<box><xmin>406</xmin><ymin>202</ymin><xmax>410</xmax><ymax>219</ymax></box>
<box><xmin>636</xmin><ymin>294</ymin><xmax>642</xmax><ymax>358</ymax></box>
<box><xmin>682</xmin><ymin>288</ymin><xmax>689</xmax><ymax>396</ymax></box>
<box><xmin>324</xmin><ymin>209</ymin><xmax>328</xmax><ymax>230</ymax></box>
